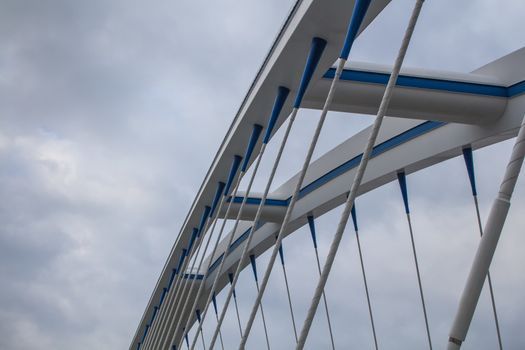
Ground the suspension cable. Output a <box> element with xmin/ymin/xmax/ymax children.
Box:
<box><xmin>183</xmin><ymin>127</ymin><xmax>267</xmax><ymax>350</ymax></box>
<box><xmin>211</xmin><ymin>294</ymin><xmax>226</xmax><ymax>350</ymax></box>
<box><xmin>169</xmin><ymin>162</ymin><xmax>245</xmax><ymax>350</ymax></box>
<box><xmin>397</xmin><ymin>172</ymin><xmax>433</xmax><ymax>349</ymax></box>
<box><xmin>307</xmin><ymin>216</ymin><xmax>336</xmax><ymax>349</ymax></box>
<box><xmin>142</xmin><ymin>237</ymin><xmax>194</xmax><ymax>349</ymax></box>
<box><xmin>462</xmin><ymin>147</ymin><xmax>503</xmax><ymax>349</ymax></box>
<box><xmin>295</xmin><ymin>1</ymin><xmax>425</xmax><ymax>348</ymax></box>
<box><xmin>350</xmin><ymin>205</ymin><xmax>378</xmax><ymax>350</ymax></box>
<box><xmin>196</xmin><ymin>310</ymin><xmax>206</xmax><ymax>349</ymax></box>
<box><xmin>158</xmin><ymin>156</ymin><xmax>243</xmax><ymax>350</ymax></box>
<box><xmin>137</xmin><ymin>224</ymin><xmax>187</xmax><ymax>350</ymax></box>
<box><xmin>228</xmin><ymin>272</ymin><xmax>244</xmax><ymax>336</ymax></box>
<box><xmin>277</xmin><ymin>240</ymin><xmax>298</xmax><ymax>343</ymax></box>
<box><xmin>250</xmin><ymin>255</ymin><xmax>272</xmax><ymax>350</ymax></box>
<box><xmin>145</xmin><ymin>179</ymin><xmax>224</xmax><ymax>350</ymax></box>
<box><xmin>146</xmin><ymin>202</ymin><xmax>214</xmax><ymax>350</ymax></box>
<box><xmin>239</xmin><ymin>35</ymin><xmax>328</xmax><ymax>350</ymax></box>
<box><xmin>208</xmin><ymin>86</ymin><xmax>294</xmax><ymax>350</ymax></box>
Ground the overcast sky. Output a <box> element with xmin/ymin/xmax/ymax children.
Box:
<box><xmin>1</xmin><ymin>1</ymin><xmax>524</xmax><ymax>349</ymax></box>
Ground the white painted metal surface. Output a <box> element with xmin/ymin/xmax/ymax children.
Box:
<box><xmin>130</xmin><ymin>0</ymin><xmax>525</xmax><ymax>346</ymax></box>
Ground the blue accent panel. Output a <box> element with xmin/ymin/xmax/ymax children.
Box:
<box><xmin>293</xmin><ymin>37</ymin><xmax>327</xmax><ymax>108</ymax></box>
<box><xmin>149</xmin><ymin>306</ymin><xmax>158</xmax><ymax>324</ymax></box>
<box><xmin>228</xmin><ymin>227</ymin><xmax>252</xmax><ymax>254</ymax></box>
<box><xmin>298</xmin><ymin>121</ymin><xmax>445</xmax><ymax>200</ymax></box>
<box><xmin>196</xmin><ymin>309</ymin><xmax>202</xmax><ymax>323</ymax></box>
<box><xmin>168</xmin><ymin>268</ymin><xmax>176</xmax><ymax>289</ymax></box>
<box><xmin>242</xmin><ymin>124</ymin><xmax>263</xmax><ymax>172</ymax></box>
<box><xmin>185</xmin><ymin>332</ymin><xmax>190</xmax><ymax>347</ymax></box>
<box><xmin>397</xmin><ymin>172</ymin><xmax>410</xmax><ymax>214</ymax></box>
<box><xmin>207</xmin><ymin>253</ymin><xmax>224</xmax><ymax>274</ymax></box>
<box><xmin>212</xmin><ymin>293</ymin><xmax>219</xmax><ymax>315</ymax></box>
<box><xmin>141</xmin><ymin>324</ymin><xmax>150</xmax><ymax>343</ymax></box>
<box><xmin>325</xmin><ymin>68</ymin><xmax>509</xmax><ymax>97</ymax></box>
<box><xmin>197</xmin><ymin>207</ymin><xmax>211</xmax><ymax>236</ymax></box>
<box><xmin>340</xmin><ymin>0</ymin><xmax>372</xmax><ymax>59</ymax></box>
<box><xmin>508</xmin><ymin>80</ymin><xmax>525</xmax><ymax>97</ymax></box>
<box><xmin>137</xmin><ymin>342</ymin><xmax>141</xmax><ymax>350</ymax></box>
<box><xmin>224</xmin><ymin>155</ymin><xmax>243</xmax><ymax>195</ymax></box>
<box><xmin>228</xmin><ymin>273</ymin><xmax>237</xmax><ymax>298</ymax></box>
<box><xmin>351</xmin><ymin>205</ymin><xmax>358</xmax><ymax>232</ymax></box>
<box><xmin>462</xmin><ymin>147</ymin><xmax>478</xmax><ymax>196</ymax></box>
<box><xmin>263</xmin><ymin>86</ymin><xmax>290</xmax><ymax>144</ymax></box>
<box><xmin>183</xmin><ymin>273</ymin><xmax>204</xmax><ymax>280</ymax></box>
<box><xmin>159</xmin><ymin>287</ymin><xmax>167</xmax><ymax>306</ymax></box>
<box><xmin>210</xmin><ymin>182</ymin><xmax>226</xmax><ymax>217</ymax></box>
<box><xmin>187</xmin><ymin>228</ymin><xmax>200</xmax><ymax>252</ymax></box>
<box><xmin>278</xmin><ymin>243</ymin><xmax>285</xmax><ymax>265</ymax></box>
<box><xmin>228</xmin><ymin>196</ymin><xmax>288</xmax><ymax>206</ymax></box>
<box><xmin>207</xmin><ymin>224</ymin><xmax>266</xmax><ymax>276</ymax></box>
<box><xmin>307</xmin><ymin>216</ymin><xmax>318</xmax><ymax>249</ymax></box>
<box><xmin>249</xmin><ymin>255</ymin><xmax>258</xmax><ymax>282</ymax></box>
<box><xmin>175</xmin><ymin>248</ymin><xmax>188</xmax><ymax>275</ymax></box>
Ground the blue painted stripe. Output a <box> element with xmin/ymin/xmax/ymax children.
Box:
<box><xmin>228</xmin><ymin>196</ymin><xmax>288</xmax><ymax>206</ymax></box>
<box><xmin>207</xmin><ymin>253</ymin><xmax>224</xmax><ymax>274</ymax></box>
<box><xmin>183</xmin><ymin>273</ymin><xmax>204</xmax><ymax>280</ymax></box>
<box><xmin>298</xmin><ymin>121</ymin><xmax>446</xmax><ymax>200</ymax></box>
<box><xmin>508</xmin><ymin>80</ymin><xmax>525</xmax><ymax>97</ymax></box>
<box><xmin>206</xmin><ymin>224</ymin><xmax>261</xmax><ymax>276</ymax></box>
<box><xmin>325</xmin><ymin>68</ymin><xmax>510</xmax><ymax>97</ymax></box>
<box><xmin>228</xmin><ymin>227</ymin><xmax>252</xmax><ymax>253</ymax></box>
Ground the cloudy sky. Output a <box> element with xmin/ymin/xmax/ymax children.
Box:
<box><xmin>1</xmin><ymin>0</ymin><xmax>524</xmax><ymax>349</ymax></box>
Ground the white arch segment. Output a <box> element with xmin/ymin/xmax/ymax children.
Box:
<box><xmin>162</xmin><ymin>47</ymin><xmax>525</xmax><ymax>344</ymax></box>
<box><xmin>130</xmin><ymin>0</ymin><xmax>393</xmax><ymax>346</ymax></box>
<box><xmin>130</xmin><ymin>0</ymin><xmax>525</xmax><ymax>345</ymax></box>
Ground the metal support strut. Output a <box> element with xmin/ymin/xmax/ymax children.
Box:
<box><xmin>448</xmin><ymin>113</ymin><xmax>525</xmax><ymax>349</ymax></box>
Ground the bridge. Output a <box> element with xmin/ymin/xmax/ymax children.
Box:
<box><xmin>130</xmin><ymin>0</ymin><xmax>525</xmax><ymax>349</ymax></box>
